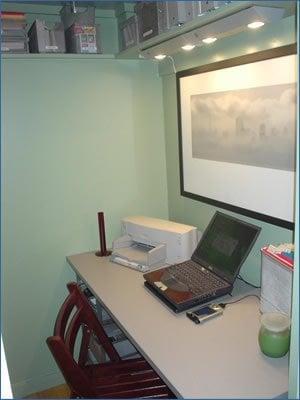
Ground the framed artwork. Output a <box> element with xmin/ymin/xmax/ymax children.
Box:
<box><xmin>177</xmin><ymin>44</ymin><xmax>297</xmax><ymax>229</ymax></box>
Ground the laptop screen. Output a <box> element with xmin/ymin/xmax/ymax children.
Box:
<box><xmin>192</xmin><ymin>212</ymin><xmax>261</xmax><ymax>284</ymax></box>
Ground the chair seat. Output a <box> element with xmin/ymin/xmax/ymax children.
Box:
<box><xmin>84</xmin><ymin>358</ymin><xmax>174</xmax><ymax>398</ymax></box>
<box><xmin>84</xmin><ymin>357</ymin><xmax>150</xmax><ymax>378</ymax></box>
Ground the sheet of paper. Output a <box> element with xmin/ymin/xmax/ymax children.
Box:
<box><xmin>261</xmin><ymin>255</ymin><xmax>292</xmax><ymax>315</ymax></box>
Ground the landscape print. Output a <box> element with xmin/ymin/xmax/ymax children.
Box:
<box><xmin>191</xmin><ymin>83</ymin><xmax>296</xmax><ymax>171</ymax></box>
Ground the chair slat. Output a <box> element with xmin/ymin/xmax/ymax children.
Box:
<box><xmin>94</xmin><ymin>377</ymin><xmax>164</xmax><ymax>393</ymax></box>
<box><xmin>84</xmin><ymin>358</ymin><xmax>150</xmax><ymax>378</ymax></box>
<box><xmin>54</xmin><ymin>293</ymin><xmax>76</xmax><ymax>338</ymax></box>
<box><xmin>92</xmin><ymin>370</ymin><xmax>159</xmax><ymax>386</ymax></box>
<box><xmin>65</xmin><ymin>308</ymin><xmax>84</xmax><ymax>355</ymax></box>
<box><xmin>96</xmin><ymin>385</ymin><xmax>173</xmax><ymax>398</ymax></box>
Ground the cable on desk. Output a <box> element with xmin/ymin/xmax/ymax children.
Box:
<box><xmin>219</xmin><ymin>294</ymin><xmax>261</xmax><ymax>308</ymax></box>
<box><xmin>237</xmin><ymin>274</ymin><xmax>261</xmax><ymax>289</ymax></box>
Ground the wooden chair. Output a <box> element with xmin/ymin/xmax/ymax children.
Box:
<box><xmin>46</xmin><ymin>282</ymin><xmax>175</xmax><ymax>399</ymax></box>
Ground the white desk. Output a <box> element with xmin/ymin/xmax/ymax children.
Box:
<box><xmin>67</xmin><ymin>251</ymin><xmax>289</xmax><ymax>399</ymax></box>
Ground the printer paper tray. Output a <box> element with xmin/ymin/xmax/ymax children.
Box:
<box><xmin>111</xmin><ymin>238</ymin><xmax>167</xmax><ymax>271</ymax></box>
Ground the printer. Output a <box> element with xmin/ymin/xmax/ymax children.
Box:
<box><xmin>111</xmin><ymin>216</ymin><xmax>199</xmax><ymax>272</ymax></box>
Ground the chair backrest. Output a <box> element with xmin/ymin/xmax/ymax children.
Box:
<box><xmin>47</xmin><ymin>282</ymin><xmax>121</xmax><ymax>398</ymax></box>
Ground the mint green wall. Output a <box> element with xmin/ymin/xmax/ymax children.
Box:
<box><xmin>1</xmin><ymin>57</ymin><xmax>168</xmax><ymax>397</ymax></box>
<box><xmin>160</xmin><ymin>15</ymin><xmax>298</xmax><ymax>397</ymax></box>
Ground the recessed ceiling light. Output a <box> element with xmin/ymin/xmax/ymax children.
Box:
<box><xmin>154</xmin><ymin>54</ymin><xmax>166</xmax><ymax>60</ymax></box>
<box><xmin>247</xmin><ymin>21</ymin><xmax>265</xmax><ymax>29</ymax></box>
<box><xmin>202</xmin><ymin>37</ymin><xmax>217</xmax><ymax>44</ymax></box>
<box><xmin>181</xmin><ymin>44</ymin><xmax>196</xmax><ymax>51</ymax></box>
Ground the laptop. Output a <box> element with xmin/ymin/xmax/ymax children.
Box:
<box><xmin>143</xmin><ymin>212</ymin><xmax>261</xmax><ymax>313</ymax></box>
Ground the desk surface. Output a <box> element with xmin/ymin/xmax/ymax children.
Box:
<box><xmin>67</xmin><ymin>252</ymin><xmax>289</xmax><ymax>399</ymax></box>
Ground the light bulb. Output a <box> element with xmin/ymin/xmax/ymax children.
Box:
<box><xmin>202</xmin><ymin>37</ymin><xmax>217</xmax><ymax>44</ymax></box>
<box><xmin>154</xmin><ymin>54</ymin><xmax>167</xmax><ymax>60</ymax></box>
<box><xmin>247</xmin><ymin>21</ymin><xmax>264</xmax><ymax>29</ymax></box>
<box><xmin>181</xmin><ymin>44</ymin><xmax>196</xmax><ymax>51</ymax></box>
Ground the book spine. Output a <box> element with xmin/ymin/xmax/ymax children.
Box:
<box><xmin>261</xmin><ymin>247</ymin><xmax>293</xmax><ymax>269</ymax></box>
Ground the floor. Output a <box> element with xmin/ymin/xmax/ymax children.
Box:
<box><xmin>25</xmin><ymin>384</ymin><xmax>70</xmax><ymax>399</ymax></box>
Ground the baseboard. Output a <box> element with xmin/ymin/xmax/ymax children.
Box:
<box><xmin>12</xmin><ymin>370</ymin><xmax>64</xmax><ymax>398</ymax></box>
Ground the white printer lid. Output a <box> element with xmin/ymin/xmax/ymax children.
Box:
<box><xmin>122</xmin><ymin>216</ymin><xmax>196</xmax><ymax>234</ymax></box>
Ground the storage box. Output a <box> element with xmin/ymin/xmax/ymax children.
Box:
<box><xmin>28</xmin><ymin>20</ymin><xmax>66</xmax><ymax>53</ymax></box>
<box><xmin>193</xmin><ymin>1</ymin><xmax>229</xmax><ymax>16</ymax></box>
<box><xmin>1</xmin><ymin>11</ymin><xmax>28</xmax><ymax>53</ymax></box>
<box><xmin>135</xmin><ymin>2</ymin><xmax>160</xmax><ymax>42</ymax></box>
<box><xmin>136</xmin><ymin>1</ymin><xmax>196</xmax><ymax>42</ymax></box>
<box><xmin>260</xmin><ymin>246</ymin><xmax>294</xmax><ymax>316</ymax></box>
<box><xmin>1</xmin><ymin>33</ymin><xmax>28</xmax><ymax>54</ymax></box>
<box><xmin>119</xmin><ymin>15</ymin><xmax>139</xmax><ymax>51</ymax></box>
<box><xmin>159</xmin><ymin>1</ymin><xmax>195</xmax><ymax>26</ymax></box>
<box><xmin>1</xmin><ymin>40</ymin><xmax>28</xmax><ymax>53</ymax></box>
<box><xmin>60</xmin><ymin>5</ymin><xmax>95</xmax><ymax>30</ymax></box>
<box><xmin>1</xmin><ymin>19</ymin><xmax>26</xmax><ymax>31</ymax></box>
<box><xmin>65</xmin><ymin>23</ymin><xmax>101</xmax><ymax>54</ymax></box>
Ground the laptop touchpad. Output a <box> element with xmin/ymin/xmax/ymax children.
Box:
<box><xmin>160</xmin><ymin>271</ymin><xmax>189</xmax><ymax>292</ymax></box>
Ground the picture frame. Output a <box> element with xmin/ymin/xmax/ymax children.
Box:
<box><xmin>177</xmin><ymin>44</ymin><xmax>297</xmax><ymax>230</ymax></box>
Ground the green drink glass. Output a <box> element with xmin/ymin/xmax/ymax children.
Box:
<box><xmin>259</xmin><ymin>313</ymin><xmax>290</xmax><ymax>358</ymax></box>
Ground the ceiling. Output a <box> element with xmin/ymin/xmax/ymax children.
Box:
<box><xmin>3</xmin><ymin>1</ymin><xmax>296</xmax><ymax>12</ymax></box>
<box><xmin>3</xmin><ymin>1</ymin><xmax>135</xmax><ymax>9</ymax></box>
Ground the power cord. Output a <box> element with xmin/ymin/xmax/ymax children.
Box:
<box><xmin>237</xmin><ymin>274</ymin><xmax>261</xmax><ymax>289</ymax></box>
<box><xmin>167</xmin><ymin>55</ymin><xmax>177</xmax><ymax>74</ymax></box>
<box><xmin>71</xmin><ymin>1</ymin><xmax>88</xmax><ymax>14</ymax></box>
<box><xmin>219</xmin><ymin>294</ymin><xmax>260</xmax><ymax>308</ymax></box>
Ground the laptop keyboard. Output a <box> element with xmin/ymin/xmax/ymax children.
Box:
<box><xmin>167</xmin><ymin>260</ymin><xmax>228</xmax><ymax>295</ymax></box>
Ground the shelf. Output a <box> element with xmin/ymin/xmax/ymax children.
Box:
<box><xmin>117</xmin><ymin>1</ymin><xmax>252</xmax><ymax>59</ymax></box>
<box><xmin>117</xmin><ymin>46</ymin><xmax>141</xmax><ymax>60</ymax></box>
<box><xmin>2</xmin><ymin>53</ymin><xmax>116</xmax><ymax>60</ymax></box>
<box><xmin>117</xmin><ymin>0</ymin><xmax>295</xmax><ymax>59</ymax></box>
<box><xmin>109</xmin><ymin>332</ymin><xmax>127</xmax><ymax>344</ymax></box>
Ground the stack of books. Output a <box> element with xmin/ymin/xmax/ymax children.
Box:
<box><xmin>1</xmin><ymin>11</ymin><xmax>28</xmax><ymax>53</ymax></box>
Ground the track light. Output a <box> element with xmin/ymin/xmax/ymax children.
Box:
<box><xmin>247</xmin><ymin>21</ymin><xmax>265</xmax><ymax>29</ymax></box>
<box><xmin>181</xmin><ymin>44</ymin><xmax>196</xmax><ymax>51</ymax></box>
<box><xmin>202</xmin><ymin>37</ymin><xmax>217</xmax><ymax>44</ymax></box>
<box><xmin>154</xmin><ymin>54</ymin><xmax>167</xmax><ymax>60</ymax></box>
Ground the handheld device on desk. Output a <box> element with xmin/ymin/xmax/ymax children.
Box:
<box><xmin>187</xmin><ymin>303</ymin><xmax>223</xmax><ymax>324</ymax></box>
